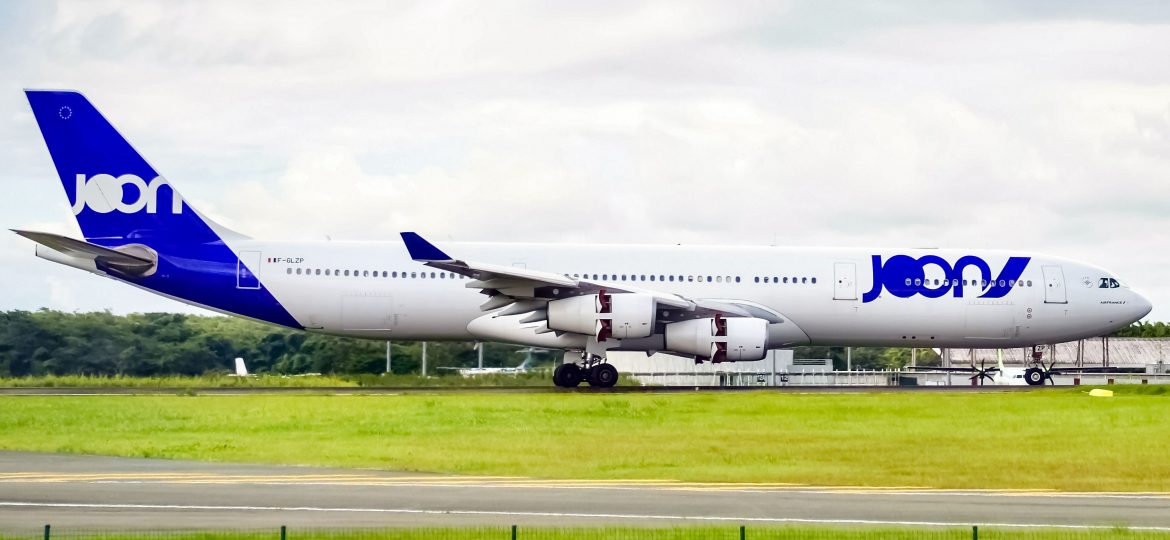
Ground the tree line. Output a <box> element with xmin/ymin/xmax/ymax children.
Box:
<box><xmin>0</xmin><ymin>310</ymin><xmax>1158</xmax><ymax>377</ymax></box>
<box><xmin>0</xmin><ymin>310</ymin><xmax>527</xmax><ymax>377</ymax></box>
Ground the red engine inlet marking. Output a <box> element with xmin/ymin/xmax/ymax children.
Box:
<box><xmin>712</xmin><ymin>342</ymin><xmax>728</xmax><ymax>364</ymax></box>
<box><xmin>597</xmin><ymin>319</ymin><xmax>612</xmax><ymax>342</ymax></box>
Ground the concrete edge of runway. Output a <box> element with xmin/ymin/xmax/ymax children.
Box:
<box><xmin>2</xmin><ymin>451</ymin><xmax>1170</xmax><ymax>532</ymax></box>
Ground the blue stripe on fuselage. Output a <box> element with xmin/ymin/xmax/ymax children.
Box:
<box><xmin>92</xmin><ymin>238</ymin><xmax>303</xmax><ymax>329</ymax></box>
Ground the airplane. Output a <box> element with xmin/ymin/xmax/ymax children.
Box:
<box><xmin>908</xmin><ymin>350</ymin><xmax>1126</xmax><ymax>386</ymax></box>
<box><xmin>14</xmin><ymin>90</ymin><xmax>1154</xmax><ymax>388</ymax></box>
<box><xmin>440</xmin><ymin>346</ymin><xmax>547</xmax><ymax>377</ymax></box>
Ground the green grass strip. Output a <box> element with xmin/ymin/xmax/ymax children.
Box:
<box><xmin>1</xmin><ymin>390</ymin><xmax>1168</xmax><ymax>491</ymax></box>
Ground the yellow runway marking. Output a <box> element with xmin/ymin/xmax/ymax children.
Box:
<box><xmin>2</xmin><ymin>472</ymin><xmax>1168</xmax><ymax>497</ymax></box>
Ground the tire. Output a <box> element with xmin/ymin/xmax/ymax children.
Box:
<box><xmin>1024</xmin><ymin>367</ymin><xmax>1045</xmax><ymax>386</ymax></box>
<box><xmin>555</xmin><ymin>363</ymin><xmax>583</xmax><ymax>388</ymax></box>
<box><xmin>590</xmin><ymin>363</ymin><xmax>619</xmax><ymax>388</ymax></box>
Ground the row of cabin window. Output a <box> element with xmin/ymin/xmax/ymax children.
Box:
<box><xmin>905</xmin><ymin>278</ymin><xmax>1034</xmax><ymax>288</ymax></box>
<box><xmin>755</xmin><ymin>276</ymin><xmax>817</xmax><ymax>284</ymax></box>
<box><xmin>569</xmin><ymin>273</ymin><xmax>746</xmax><ymax>283</ymax></box>
<box><xmin>567</xmin><ymin>274</ymin><xmax>817</xmax><ymax>284</ymax></box>
<box><xmin>287</xmin><ymin>267</ymin><xmax>468</xmax><ymax>279</ymax></box>
<box><xmin>286</xmin><ymin>267</ymin><xmax>819</xmax><ymax>285</ymax></box>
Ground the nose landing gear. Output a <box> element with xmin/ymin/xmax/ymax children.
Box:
<box><xmin>1024</xmin><ymin>345</ymin><xmax>1055</xmax><ymax>386</ymax></box>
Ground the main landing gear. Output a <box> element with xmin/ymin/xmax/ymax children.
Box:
<box><xmin>553</xmin><ymin>354</ymin><xmax>619</xmax><ymax>388</ymax></box>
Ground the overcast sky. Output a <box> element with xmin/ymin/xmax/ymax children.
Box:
<box><xmin>2</xmin><ymin>0</ymin><xmax>1169</xmax><ymax>320</ymax></box>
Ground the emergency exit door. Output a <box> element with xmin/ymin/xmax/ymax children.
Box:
<box><xmin>237</xmin><ymin>251</ymin><xmax>261</xmax><ymax>289</ymax></box>
<box><xmin>834</xmin><ymin>262</ymin><xmax>857</xmax><ymax>300</ymax></box>
<box><xmin>1042</xmin><ymin>265</ymin><xmax>1067</xmax><ymax>304</ymax></box>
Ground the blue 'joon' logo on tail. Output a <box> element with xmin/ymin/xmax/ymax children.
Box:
<box><xmin>25</xmin><ymin>90</ymin><xmax>210</xmax><ymax>242</ymax></box>
<box><xmin>25</xmin><ymin>90</ymin><xmax>302</xmax><ymax>329</ymax></box>
<box><xmin>861</xmin><ymin>254</ymin><xmax>1030</xmax><ymax>303</ymax></box>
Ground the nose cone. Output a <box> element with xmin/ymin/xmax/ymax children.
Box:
<box><xmin>1131</xmin><ymin>290</ymin><xmax>1153</xmax><ymax>322</ymax></box>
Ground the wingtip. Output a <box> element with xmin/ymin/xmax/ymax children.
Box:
<box><xmin>400</xmin><ymin>231</ymin><xmax>452</xmax><ymax>261</ymax></box>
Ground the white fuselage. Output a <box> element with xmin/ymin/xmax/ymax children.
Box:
<box><xmin>238</xmin><ymin>240</ymin><xmax>1150</xmax><ymax>351</ymax></box>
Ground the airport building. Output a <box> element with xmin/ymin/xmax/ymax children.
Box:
<box><xmin>608</xmin><ymin>350</ymin><xmax>851</xmax><ymax>387</ymax></box>
<box><xmin>940</xmin><ymin>337</ymin><xmax>1170</xmax><ymax>372</ymax></box>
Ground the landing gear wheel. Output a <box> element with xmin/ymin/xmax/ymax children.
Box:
<box><xmin>553</xmin><ymin>363</ymin><xmax>583</xmax><ymax>388</ymax></box>
<box><xmin>588</xmin><ymin>363</ymin><xmax>619</xmax><ymax>388</ymax></box>
<box><xmin>1024</xmin><ymin>367</ymin><xmax>1045</xmax><ymax>386</ymax></box>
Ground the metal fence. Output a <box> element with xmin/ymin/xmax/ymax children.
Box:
<box><xmin>7</xmin><ymin>525</ymin><xmax>1170</xmax><ymax>540</ymax></box>
<box><xmin>629</xmin><ymin>369</ymin><xmax>1170</xmax><ymax>388</ymax></box>
<box><xmin>627</xmin><ymin>369</ymin><xmax>901</xmax><ymax>387</ymax></box>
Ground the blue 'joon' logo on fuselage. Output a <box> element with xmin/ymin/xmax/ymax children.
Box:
<box><xmin>861</xmin><ymin>254</ymin><xmax>1030</xmax><ymax>303</ymax></box>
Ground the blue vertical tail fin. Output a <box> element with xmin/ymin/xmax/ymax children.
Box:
<box><xmin>25</xmin><ymin>90</ymin><xmax>239</xmax><ymax>243</ymax></box>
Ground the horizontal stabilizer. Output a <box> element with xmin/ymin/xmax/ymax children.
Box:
<box><xmin>13</xmin><ymin>229</ymin><xmax>156</xmax><ymax>275</ymax></box>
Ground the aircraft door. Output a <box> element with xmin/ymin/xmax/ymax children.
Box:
<box><xmin>1042</xmin><ymin>265</ymin><xmax>1067</xmax><ymax>304</ymax></box>
<box><xmin>237</xmin><ymin>251</ymin><xmax>261</xmax><ymax>289</ymax></box>
<box><xmin>833</xmin><ymin>262</ymin><xmax>857</xmax><ymax>300</ymax></box>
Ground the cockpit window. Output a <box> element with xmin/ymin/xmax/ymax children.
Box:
<box><xmin>1099</xmin><ymin>278</ymin><xmax>1120</xmax><ymax>289</ymax></box>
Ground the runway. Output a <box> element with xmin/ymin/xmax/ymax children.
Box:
<box><xmin>2</xmin><ymin>452</ymin><xmax>1169</xmax><ymax>533</ymax></box>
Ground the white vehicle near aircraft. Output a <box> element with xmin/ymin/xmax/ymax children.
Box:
<box><xmin>16</xmin><ymin>91</ymin><xmax>1153</xmax><ymax>388</ymax></box>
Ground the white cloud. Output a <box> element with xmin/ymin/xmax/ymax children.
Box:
<box><xmin>2</xmin><ymin>0</ymin><xmax>1170</xmax><ymax>319</ymax></box>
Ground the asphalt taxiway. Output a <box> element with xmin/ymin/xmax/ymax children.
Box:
<box><xmin>2</xmin><ymin>451</ymin><xmax>1168</xmax><ymax>532</ymax></box>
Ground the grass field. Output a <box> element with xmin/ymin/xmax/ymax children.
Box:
<box><xmin>0</xmin><ymin>373</ymin><xmax>562</xmax><ymax>388</ymax></box>
<box><xmin>6</xmin><ymin>526</ymin><xmax>1170</xmax><ymax>540</ymax></box>
<box><xmin>0</xmin><ymin>388</ymin><xmax>1167</xmax><ymax>491</ymax></box>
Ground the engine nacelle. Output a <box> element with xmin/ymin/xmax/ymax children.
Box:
<box><xmin>665</xmin><ymin>316</ymin><xmax>768</xmax><ymax>363</ymax></box>
<box><xmin>546</xmin><ymin>291</ymin><xmax>655</xmax><ymax>340</ymax></box>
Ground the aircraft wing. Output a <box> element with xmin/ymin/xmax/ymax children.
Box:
<box><xmin>1048</xmin><ymin>366</ymin><xmax>1134</xmax><ymax>375</ymax></box>
<box><xmin>400</xmin><ymin>232</ymin><xmax>757</xmax><ymax>328</ymax></box>
<box><xmin>904</xmin><ymin>366</ymin><xmax>999</xmax><ymax>373</ymax></box>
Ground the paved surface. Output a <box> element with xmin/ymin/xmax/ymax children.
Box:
<box><xmin>1</xmin><ymin>451</ymin><xmax>1169</xmax><ymax>533</ymax></box>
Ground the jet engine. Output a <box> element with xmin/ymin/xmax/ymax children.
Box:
<box><xmin>665</xmin><ymin>315</ymin><xmax>768</xmax><ymax>363</ymax></box>
<box><xmin>546</xmin><ymin>291</ymin><xmax>655</xmax><ymax>341</ymax></box>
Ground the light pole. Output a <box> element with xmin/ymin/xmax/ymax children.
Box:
<box><xmin>390</xmin><ymin>338</ymin><xmax>400</xmax><ymax>374</ymax></box>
